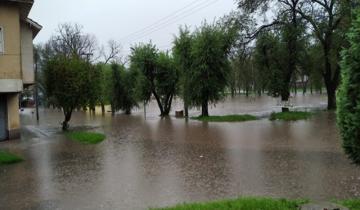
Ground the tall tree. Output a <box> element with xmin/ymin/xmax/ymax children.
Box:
<box><xmin>297</xmin><ymin>0</ymin><xmax>353</xmax><ymax>109</ymax></box>
<box><xmin>47</xmin><ymin>23</ymin><xmax>97</xmax><ymax>60</ymax></box>
<box><xmin>110</xmin><ymin>63</ymin><xmax>138</xmax><ymax>115</ymax></box>
<box><xmin>173</xmin><ymin>26</ymin><xmax>193</xmax><ymax>117</ymax></box>
<box><xmin>188</xmin><ymin>23</ymin><xmax>235</xmax><ymax>116</ymax></box>
<box><xmin>130</xmin><ymin>43</ymin><xmax>178</xmax><ymax>116</ymax></box>
<box><xmin>237</xmin><ymin>0</ymin><xmax>302</xmax><ymax>102</ymax></box>
<box><xmin>44</xmin><ymin>56</ymin><xmax>90</xmax><ymax>130</ymax></box>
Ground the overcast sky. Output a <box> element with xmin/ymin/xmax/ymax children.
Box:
<box><xmin>29</xmin><ymin>0</ymin><xmax>237</xmax><ymax>56</ymax></box>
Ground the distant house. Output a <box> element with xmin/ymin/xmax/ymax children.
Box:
<box><xmin>0</xmin><ymin>0</ymin><xmax>41</xmax><ymax>140</ymax></box>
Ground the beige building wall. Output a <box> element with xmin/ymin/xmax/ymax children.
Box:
<box><xmin>0</xmin><ymin>4</ymin><xmax>21</xmax><ymax>80</ymax></box>
<box><xmin>6</xmin><ymin>93</ymin><xmax>20</xmax><ymax>139</ymax></box>
<box><xmin>21</xmin><ymin>22</ymin><xmax>34</xmax><ymax>85</ymax></box>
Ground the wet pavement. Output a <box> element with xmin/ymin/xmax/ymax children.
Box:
<box><xmin>0</xmin><ymin>94</ymin><xmax>359</xmax><ymax>210</ymax></box>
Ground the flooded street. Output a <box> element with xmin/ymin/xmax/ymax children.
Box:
<box><xmin>0</xmin><ymin>94</ymin><xmax>359</xmax><ymax>210</ymax></box>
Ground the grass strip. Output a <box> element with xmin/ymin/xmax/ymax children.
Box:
<box><xmin>0</xmin><ymin>151</ymin><xmax>23</xmax><ymax>165</ymax></box>
<box><xmin>150</xmin><ymin>197</ymin><xmax>308</xmax><ymax>210</ymax></box>
<box><xmin>192</xmin><ymin>115</ymin><xmax>258</xmax><ymax>122</ymax></box>
<box><xmin>65</xmin><ymin>131</ymin><xmax>106</xmax><ymax>144</ymax></box>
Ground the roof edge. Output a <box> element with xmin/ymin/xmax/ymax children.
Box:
<box><xmin>25</xmin><ymin>18</ymin><xmax>42</xmax><ymax>38</ymax></box>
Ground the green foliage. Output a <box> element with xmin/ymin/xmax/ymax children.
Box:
<box><xmin>269</xmin><ymin>111</ymin><xmax>313</xmax><ymax>121</ymax></box>
<box><xmin>66</xmin><ymin>131</ymin><xmax>106</xmax><ymax>144</ymax></box>
<box><xmin>95</xmin><ymin>63</ymin><xmax>112</xmax><ymax>106</ymax></box>
<box><xmin>337</xmin><ymin>199</ymin><xmax>360</xmax><ymax>210</ymax></box>
<box><xmin>192</xmin><ymin>114</ymin><xmax>257</xmax><ymax>122</ymax></box>
<box><xmin>187</xmin><ymin>22</ymin><xmax>234</xmax><ymax>116</ymax></box>
<box><xmin>44</xmin><ymin>55</ymin><xmax>90</xmax><ymax>130</ymax></box>
<box><xmin>150</xmin><ymin>197</ymin><xmax>308</xmax><ymax>210</ymax></box>
<box><xmin>337</xmin><ymin>13</ymin><xmax>360</xmax><ymax>164</ymax></box>
<box><xmin>254</xmin><ymin>31</ymin><xmax>285</xmax><ymax>98</ymax></box>
<box><xmin>173</xmin><ymin>26</ymin><xmax>193</xmax><ymax>116</ymax></box>
<box><xmin>86</xmin><ymin>63</ymin><xmax>103</xmax><ymax>111</ymax></box>
<box><xmin>130</xmin><ymin>43</ymin><xmax>178</xmax><ymax>116</ymax></box>
<box><xmin>0</xmin><ymin>151</ymin><xmax>23</xmax><ymax>165</ymax></box>
<box><xmin>110</xmin><ymin>63</ymin><xmax>138</xmax><ymax>114</ymax></box>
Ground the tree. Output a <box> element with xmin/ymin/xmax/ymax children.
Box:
<box><xmin>43</xmin><ymin>55</ymin><xmax>89</xmax><ymax>130</ymax></box>
<box><xmin>101</xmin><ymin>40</ymin><xmax>122</xmax><ymax>64</ymax></box>
<box><xmin>238</xmin><ymin>0</ymin><xmax>303</xmax><ymax>102</ymax></box>
<box><xmin>188</xmin><ymin>23</ymin><xmax>234</xmax><ymax>116</ymax></box>
<box><xmin>231</xmin><ymin>47</ymin><xmax>255</xmax><ymax>97</ymax></box>
<box><xmin>254</xmin><ymin>31</ymin><xmax>286</xmax><ymax>98</ymax></box>
<box><xmin>337</xmin><ymin>13</ymin><xmax>360</xmax><ymax>164</ymax></box>
<box><xmin>337</xmin><ymin>12</ymin><xmax>360</xmax><ymax>164</ymax></box>
<box><xmin>130</xmin><ymin>43</ymin><xmax>178</xmax><ymax>116</ymax></box>
<box><xmin>173</xmin><ymin>26</ymin><xmax>193</xmax><ymax>117</ymax></box>
<box><xmin>47</xmin><ymin>23</ymin><xmax>97</xmax><ymax>60</ymax></box>
<box><xmin>86</xmin><ymin>63</ymin><xmax>102</xmax><ymax>113</ymax></box>
<box><xmin>297</xmin><ymin>0</ymin><xmax>353</xmax><ymax>109</ymax></box>
<box><xmin>110</xmin><ymin>63</ymin><xmax>138</xmax><ymax>114</ymax></box>
<box><xmin>110</xmin><ymin>63</ymin><xmax>123</xmax><ymax>115</ymax></box>
<box><xmin>41</xmin><ymin>23</ymin><xmax>102</xmax><ymax>128</ymax></box>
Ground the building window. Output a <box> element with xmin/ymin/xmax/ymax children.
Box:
<box><xmin>0</xmin><ymin>27</ymin><xmax>4</xmax><ymax>54</ymax></box>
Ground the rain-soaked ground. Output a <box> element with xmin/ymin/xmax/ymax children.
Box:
<box><xmin>0</xmin><ymin>94</ymin><xmax>359</xmax><ymax>210</ymax></box>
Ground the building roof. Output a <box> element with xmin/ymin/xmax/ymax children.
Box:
<box><xmin>3</xmin><ymin>0</ymin><xmax>34</xmax><ymax>17</ymax></box>
<box><xmin>3</xmin><ymin>0</ymin><xmax>33</xmax><ymax>4</ymax></box>
<box><xmin>25</xmin><ymin>18</ymin><xmax>42</xmax><ymax>38</ymax></box>
<box><xmin>2</xmin><ymin>0</ymin><xmax>41</xmax><ymax>37</ymax></box>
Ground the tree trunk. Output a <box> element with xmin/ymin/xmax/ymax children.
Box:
<box><xmin>111</xmin><ymin>103</ymin><xmax>115</xmax><ymax>116</ymax></box>
<box><xmin>323</xmin><ymin>43</ymin><xmax>340</xmax><ymax>110</ymax></box>
<box><xmin>201</xmin><ymin>100</ymin><xmax>209</xmax><ymax>117</ymax></box>
<box><xmin>326</xmin><ymin>84</ymin><xmax>337</xmax><ymax>110</ymax></box>
<box><xmin>184</xmin><ymin>102</ymin><xmax>189</xmax><ymax>118</ymax></box>
<box><xmin>62</xmin><ymin>110</ymin><xmax>72</xmax><ymax>131</ymax></box>
<box><xmin>162</xmin><ymin>94</ymin><xmax>174</xmax><ymax>116</ymax></box>
<box><xmin>281</xmin><ymin>87</ymin><xmax>290</xmax><ymax>101</ymax></box>
<box><xmin>101</xmin><ymin>103</ymin><xmax>105</xmax><ymax>115</ymax></box>
<box><xmin>282</xmin><ymin>6</ymin><xmax>298</xmax><ymax>102</ymax></box>
<box><xmin>152</xmin><ymin>91</ymin><xmax>165</xmax><ymax>116</ymax></box>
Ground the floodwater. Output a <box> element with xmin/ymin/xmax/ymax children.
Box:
<box><xmin>0</xmin><ymin>94</ymin><xmax>359</xmax><ymax>210</ymax></box>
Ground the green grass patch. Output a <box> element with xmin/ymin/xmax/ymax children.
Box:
<box><xmin>150</xmin><ymin>197</ymin><xmax>308</xmax><ymax>210</ymax></box>
<box><xmin>0</xmin><ymin>151</ymin><xmax>23</xmax><ymax>165</ymax></box>
<box><xmin>269</xmin><ymin>111</ymin><xmax>313</xmax><ymax>121</ymax></box>
<box><xmin>191</xmin><ymin>114</ymin><xmax>258</xmax><ymax>122</ymax></box>
<box><xmin>336</xmin><ymin>199</ymin><xmax>360</xmax><ymax>210</ymax></box>
<box><xmin>65</xmin><ymin>131</ymin><xmax>106</xmax><ymax>144</ymax></box>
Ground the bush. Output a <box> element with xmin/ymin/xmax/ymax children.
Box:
<box><xmin>337</xmin><ymin>13</ymin><xmax>360</xmax><ymax>164</ymax></box>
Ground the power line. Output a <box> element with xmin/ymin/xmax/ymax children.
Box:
<box><xmin>119</xmin><ymin>0</ymin><xmax>209</xmax><ymax>41</ymax></box>
<box><xmin>121</xmin><ymin>0</ymin><xmax>219</xmax><ymax>44</ymax></box>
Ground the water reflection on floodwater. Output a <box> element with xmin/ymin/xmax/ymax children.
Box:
<box><xmin>0</xmin><ymin>94</ymin><xmax>359</xmax><ymax>210</ymax></box>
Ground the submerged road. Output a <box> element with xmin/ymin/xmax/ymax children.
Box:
<box><xmin>0</xmin><ymin>94</ymin><xmax>359</xmax><ymax>210</ymax></box>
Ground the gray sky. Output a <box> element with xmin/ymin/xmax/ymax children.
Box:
<box><xmin>29</xmin><ymin>0</ymin><xmax>236</xmax><ymax>56</ymax></box>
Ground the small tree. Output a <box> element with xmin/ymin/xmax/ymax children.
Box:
<box><xmin>337</xmin><ymin>13</ymin><xmax>360</xmax><ymax>164</ymax></box>
<box><xmin>44</xmin><ymin>55</ymin><xmax>89</xmax><ymax>130</ymax></box>
<box><xmin>173</xmin><ymin>26</ymin><xmax>193</xmax><ymax>117</ymax></box>
<box><xmin>130</xmin><ymin>43</ymin><xmax>178</xmax><ymax>116</ymax></box>
<box><xmin>110</xmin><ymin>63</ymin><xmax>138</xmax><ymax>114</ymax></box>
<box><xmin>188</xmin><ymin>23</ymin><xmax>234</xmax><ymax>116</ymax></box>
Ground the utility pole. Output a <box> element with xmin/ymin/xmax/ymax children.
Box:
<box><xmin>34</xmin><ymin>54</ymin><xmax>39</xmax><ymax>122</ymax></box>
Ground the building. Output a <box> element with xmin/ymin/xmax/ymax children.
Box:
<box><xmin>0</xmin><ymin>0</ymin><xmax>41</xmax><ymax>141</ymax></box>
